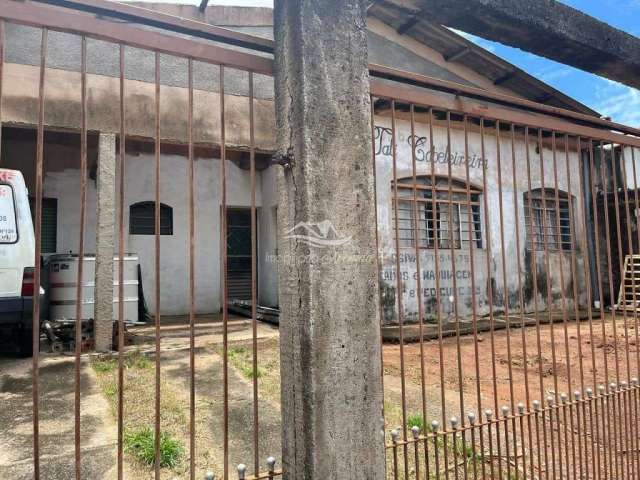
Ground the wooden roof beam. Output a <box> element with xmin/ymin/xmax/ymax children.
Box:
<box><xmin>444</xmin><ymin>46</ymin><xmax>470</xmax><ymax>62</ymax></box>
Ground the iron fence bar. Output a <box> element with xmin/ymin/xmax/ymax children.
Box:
<box><xmin>188</xmin><ymin>57</ymin><xmax>197</xmax><ymax>480</ymax></box>
<box><xmin>479</xmin><ymin>117</ymin><xmax>504</xmax><ymax>479</ymax></box>
<box><xmin>562</xmin><ymin>133</ymin><xmax>584</xmax><ymax>479</ymax></box>
<box><xmin>73</xmin><ymin>35</ymin><xmax>87</xmax><ymax>480</ymax></box>
<box><xmin>462</xmin><ymin>113</ymin><xmax>484</xmax><ymax>480</ymax></box>
<box><xmin>368</xmin><ymin>63</ymin><xmax>640</xmax><ymax>140</ymax></box>
<box><xmin>577</xmin><ymin>139</ymin><xmax>602</xmax><ymax>480</ymax></box>
<box><xmin>0</xmin><ymin>0</ymin><xmax>273</xmax><ymax>75</ymax></box>
<box><xmin>117</xmin><ymin>43</ymin><xmax>126</xmax><ymax>480</ymax></box>
<box><xmin>590</xmin><ymin>141</ymin><xmax>610</xmax><ymax>480</ymax></box>
<box><xmin>607</xmin><ymin>188</ymin><xmax>626</xmax><ymax>480</ymax></box>
<box><xmin>389</xmin><ymin>99</ymin><xmax>410</xmax><ymax>479</ymax></box>
<box><xmin>511</xmin><ymin>124</ymin><xmax>533</xmax><ymax>480</ymax></box>
<box><xmin>597</xmin><ymin>140</ymin><xmax>620</xmax><ymax>480</ymax></box>
<box><xmin>32</xmin><ymin>0</ymin><xmax>275</xmax><ymax>53</ymax></box>
<box><xmin>495</xmin><ymin>120</ymin><xmax>521</xmax><ymax>479</ymax></box>
<box><xmin>370</xmin><ymin>99</ymin><xmax>388</xmax><ymax>474</ymax></box>
<box><xmin>444</xmin><ymin>111</ymin><xmax>468</xmax><ymax>479</ymax></box>
<box><xmin>524</xmin><ymin>128</ymin><xmax>549</xmax><ymax>479</ymax></box>
<box><xmin>31</xmin><ymin>26</ymin><xmax>48</xmax><ymax>480</ymax></box>
<box><xmin>369</xmin><ymin>80</ymin><xmax>640</xmax><ymax>149</ymax></box>
<box><xmin>220</xmin><ymin>64</ymin><xmax>230</xmax><ymax>480</ymax></box>
<box><xmin>118</xmin><ymin>43</ymin><xmax>127</xmax><ymax>480</ymax></box>
<box><xmin>408</xmin><ymin>102</ymin><xmax>431</xmax><ymax>478</ymax></box>
<box><xmin>154</xmin><ymin>50</ymin><xmax>162</xmax><ymax>480</ymax></box>
<box><xmin>628</xmin><ymin>147</ymin><xmax>640</xmax><ymax>479</ymax></box>
<box><xmin>429</xmin><ymin>108</ymin><xmax>450</xmax><ymax>479</ymax></box>
<box><xmin>549</xmin><ymin>133</ymin><xmax>572</xmax><ymax>479</ymax></box>
<box><xmin>249</xmin><ymin>70</ymin><xmax>260</xmax><ymax>477</ymax></box>
<box><xmin>611</xmin><ymin>144</ymin><xmax>635</xmax><ymax>477</ymax></box>
<box><xmin>433</xmin><ymin>421</ymin><xmax>442</xmax><ymax>478</ymax></box>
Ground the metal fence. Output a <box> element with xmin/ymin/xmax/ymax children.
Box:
<box><xmin>371</xmin><ymin>70</ymin><xmax>640</xmax><ymax>479</ymax></box>
<box><xmin>3</xmin><ymin>1</ymin><xmax>640</xmax><ymax>479</ymax></box>
<box><xmin>0</xmin><ymin>1</ymin><xmax>278</xmax><ymax>479</ymax></box>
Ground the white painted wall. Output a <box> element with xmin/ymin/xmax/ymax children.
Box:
<box><xmin>44</xmin><ymin>151</ymin><xmax>268</xmax><ymax>316</ymax></box>
<box><xmin>374</xmin><ymin>115</ymin><xmax>587</xmax><ymax>323</ymax></box>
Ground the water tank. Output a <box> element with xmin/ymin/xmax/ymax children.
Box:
<box><xmin>48</xmin><ymin>254</ymin><xmax>139</xmax><ymax>323</ymax></box>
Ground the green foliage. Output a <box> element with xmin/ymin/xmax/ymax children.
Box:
<box><xmin>92</xmin><ymin>358</ymin><xmax>117</xmax><ymax>373</ymax></box>
<box><xmin>407</xmin><ymin>413</ymin><xmax>425</xmax><ymax>432</ymax></box>
<box><xmin>124</xmin><ymin>427</ymin><xmax>184</xmax><ymax>469</ymax></box>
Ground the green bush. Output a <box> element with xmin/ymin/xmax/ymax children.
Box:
<box><xmin>124</xmin><ymin>427</ymin><xmax>184</xmax><ymax>469</ymax></box>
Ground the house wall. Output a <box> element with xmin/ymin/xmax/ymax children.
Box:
<box><xmin>373</xmin><ymin>115</ymin><xmax>588</xmax><ymax>324</ymax></box>
<box><xmin>0</xmin><ymin>133</ymin><xmax>279</xmax><ymax>316</ymax></box>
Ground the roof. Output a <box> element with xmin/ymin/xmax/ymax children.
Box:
<box><xmin>126</xmin><ymin>2</ymin><xmax>599</xmax><ymax>117</ymax></box>
<box><xmin>368</xmin><ymin>0</ymin><xmax>600</xmax><ymax>116</ymax></box>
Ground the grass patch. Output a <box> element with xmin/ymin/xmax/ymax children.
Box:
<box><xmin>225</xmin><ymin>345</ymin><xmax>267</xmax><ymax>380</ymax></box>
<box><xmin>91</xmin><ymin>349</ymin><xmax>187</xmax><ymax>474</ymax></box>
<box><xmin>406</xmin><ymin>413</ymin><xmax>425</xmax><ymax>432</ymax></box>
<box><xmin>124</xmin><ymin>427</ymin><xmax>184</xmax><ymax>468</ymax></box>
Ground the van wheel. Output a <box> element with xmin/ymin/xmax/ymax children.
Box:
<box><xmin>17</xmin><ymin>328</ymin><xmax>33</xmax><ymax>358</ymax></box>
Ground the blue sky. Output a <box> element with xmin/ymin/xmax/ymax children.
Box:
<box><xmin>450</xmin><ymin>0</ymin><xmax>640</xmax><ymax>126</ymax></box>
<box><xmin>158</xmin><ymin>0</ymin><xmax>640</xmax><ymax>125</ymax></box>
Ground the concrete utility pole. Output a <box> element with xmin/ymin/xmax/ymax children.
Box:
<box><xmin>94</xmin><ymin>133</ymin><xmax>116</xmax><ymax>352</ymax></box>
<box><xmin>273</xmin><ymin>1</ymin><xmax>386</xmax><ymax>479</ymax></box>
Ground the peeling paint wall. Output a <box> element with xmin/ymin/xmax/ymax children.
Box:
<box><xmin>373</xmin><ymin>115</ymin><xmax>588</xmax><ymax>325</ymax></box>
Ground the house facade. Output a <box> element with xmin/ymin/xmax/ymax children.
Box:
<box><xmin>0</xmin><ymin>3</ymin><xmax>610</xmax><ymax>324</ymax></box>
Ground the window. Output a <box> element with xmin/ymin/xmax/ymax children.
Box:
<box><xmin>0</xmin><ymin>184</ymin><xmax>18</xmax><ymax>243</ymax></box>
<box><xmin>29</xmin><ymin>197</ymin><xmax>57</xmax><ymax>253</ymax></box>
<box><xmin>523</xmin><ymin>188</ymin><xmax>574</xmax><ymax>251</ymax></box>
<box><xmin>129</xmin><ymin>202</ymin><xmax>173</xmax><ymax>235</ymax></box>
<box><xmin>393</xmin><ymin>176</ymin><xmax>483</xmax><ymax>250</ymax></box>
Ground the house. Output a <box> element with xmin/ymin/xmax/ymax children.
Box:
<box><xmin>0</xmin><ymin>3</ymin><xmax>615</xmax><ymax>329</ymax></box>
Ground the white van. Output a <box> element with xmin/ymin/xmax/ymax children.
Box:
<box><xmin>0</xmin><ymin>169</ymin><xmax>37</xmax><ymax>356</ymax></box>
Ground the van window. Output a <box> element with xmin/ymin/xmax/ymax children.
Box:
<box><xmin>0</xmin><ymin>184</ymin><xmax>18</xmax><ymax>243</ymax></box>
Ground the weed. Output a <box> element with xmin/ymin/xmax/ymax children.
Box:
<box><xmin>104</xmin><ymin>382</ymin><xmax>118</xmax><ymax>399</ymax></box>
<box><xmin>124</xmin><ymin>427</ymin><xmax>184</xmax><ymax>469</ymax></box>
<box><xmin>92</xmin><ymin>358</ymin><xmax>116</xmax><ymax>373</ymax></box>
<box><xmin>406</xmin><ymin>413</ymin><xmax>425</xmax><ymax>432</ymax></box>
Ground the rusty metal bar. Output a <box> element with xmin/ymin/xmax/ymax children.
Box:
<box><xmin>154</xmin><ymin>50</ymin><xmax>162</xmax><ymax>480</ymax></box>
<box><xmin>73</xmin><ymin>34</ymin><xmax>87</xmax><ymax>480</ymax></box>
<box><xmin>249</xmin><ymin>70</ymin><xmax>260</xmax><ymax>476</ymax></box>
<box><xmin>31</xmin><ymin>26</ymin><xmax>48</xmax><ymax>480</ymax></box>
<box><xmin>33</xmin><ymin>0</ymin><xmax>275</xmax><ymax>53</ymax></box>
<box><xmin>117</xmin><ymin>43</ymin><xmax>125</xmax><ymax>480</ymax></box>
<box><xmin>220</xmin><ymin>64</ymin><xmax>229</xmax><ymax>480</ymax></box>
<box><xmin>117</xmin><ymin>42</ymin><xmax>127</xmax><ymax>480</ymax></box>
<box><xmin>370</xmin><ymin>80</ymin><xmax>640</xmax><ymax>149</ymax></box>
<box><xmin>389</xmin><ymin>99</ymin><xmax>410</xmax><ymax>478</ymax></box>
<box><xmin>0</xmin><ymin>0</ymin><xmax>273</xmax><ymax>75</ymax></box>
<box><xmin>188</xmin><ymin>58</ymin><xmax>196</xmax><ymax>480</ymax></box>
<box><xmin>369</xmin><ymin>63</ymin><xmax>640</xmax><ymax>140</ymax></box>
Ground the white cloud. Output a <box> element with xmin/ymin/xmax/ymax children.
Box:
<box><xmin>593</xmin><ymin>80</ymin><xmax>640</xmax><ymax>126</ymax></box>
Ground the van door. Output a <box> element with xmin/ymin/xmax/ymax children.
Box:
<box><xmin>0</xmin><ymin>183</ymin><xmax>20</xmax><ymax>297</ymax></box>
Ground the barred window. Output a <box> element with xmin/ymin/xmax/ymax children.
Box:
<box><xmin>524</xmin><ymin>188</ymin><xmax>574</xmax><ymax>251</ymax></box>
<box><xmin>129</xmin><ymin>201</ymin><xmax>173</xmax><ymax>235</ymax></box>
<box><xmin>393</xmin><ymin>176</ymin><xmax>483</xmax><ymax>250</ymax></box>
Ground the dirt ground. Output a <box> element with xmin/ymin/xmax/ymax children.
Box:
<box><xmin>0</xmin><ymin>318</ymin><xmax>281</xmax><ymax>480</ymax></box>
<box><xmin>382</xmin><ymin>314</ymin><xmax>639</xmax><ymax>427</ymax></box>
<box><xmin>1</xmin><ymin>314</ymin><xmax>637</xmax><ymax>479</ymax></box>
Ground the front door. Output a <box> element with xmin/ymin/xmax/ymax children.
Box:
<box><xmin>226</xmin><ymin>208</ymin><xmax>254</xmax><ymax>301</ymax></box>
